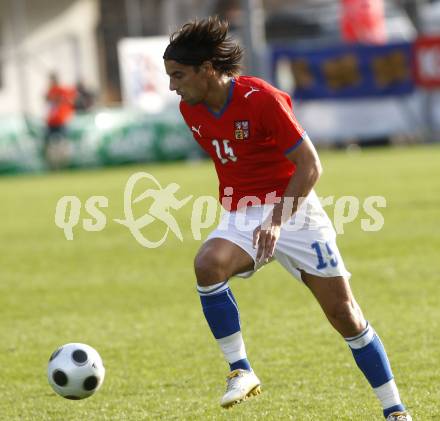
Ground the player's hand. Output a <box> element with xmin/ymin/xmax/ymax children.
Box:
<box><xmin>253</xmin><ymin>218</ymin><xmax>281</xmax><ymax>263</ymax></box>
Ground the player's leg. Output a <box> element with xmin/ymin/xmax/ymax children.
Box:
<box><xmin>273</xmin><ymin>190</ymin><xmax>411</xmax><ymax>419</ymax></box>
<box><xmin>301</xmin><ymin>272</ymin><xmax>365</xmax><ymax>337</ymax></box>
<box><xmin>194</xmin><ymin>237</ymin><xmax>261</xmax><ymax>407</ymax></box>
<box><xmin>302</xmin><ymin>273</ymin><xmax>410</xmax><ymax>420</ymax></box>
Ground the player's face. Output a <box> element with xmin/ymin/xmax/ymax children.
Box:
<box><xmin>165</xmin><ymin>60</ymin><xmax>209</xmax><ymax>105</ymax></box>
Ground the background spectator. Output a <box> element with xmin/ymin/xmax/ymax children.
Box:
<box><xmin>74</xmin><ymin>80</ymin><xmax>95</xmax><ymax>112</ymax></box>
<box><xmin>44</xmin><ymin>72</ymin><xmax>75</xmax><ymax>168</ymax></box>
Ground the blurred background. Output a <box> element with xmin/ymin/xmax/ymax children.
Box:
<box><xmin>0</xmin><ymin>0</ymin><xmax>439</xmax><ymax>173</ymax></box>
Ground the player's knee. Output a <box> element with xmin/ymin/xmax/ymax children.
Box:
<box><xmin>194</xmin><ymin>249</ymin><xmax>229</xmax><ymax>285</ymax></box>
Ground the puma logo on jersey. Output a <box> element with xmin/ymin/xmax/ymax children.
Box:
<box><xmin>191</xmin><ymin>125</ymin><xmax>202</xmax><ymax>137</ymax></box>
<box><xmin>244</xmin><ymin>87</ymin><xmax>259</xmax><ymax>98</ymax></box>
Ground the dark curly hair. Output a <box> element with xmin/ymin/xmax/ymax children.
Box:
<box><xmin>163</xmin><ymin>16</ymin><xmax>243</xmax><ymax>77</ymax></box>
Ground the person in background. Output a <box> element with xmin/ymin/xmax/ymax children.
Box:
<box><xmin>74</xmin><ymin>80</ymin><xmax>95</xmax><ymax>112</ymax></box>
<box><xmin>44</xmin><ymin>73</ymin><xmax>75</xmax><ymax>168</ymax></box>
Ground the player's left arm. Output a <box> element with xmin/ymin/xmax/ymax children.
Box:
<box><xmin>280</xmin><ymin>134</ymin><xmax>322</xmax><ymax>220</ymax></box>
<box><xmin>253</xmin><ymin>136</ymin><xmax>322</xmax><ymax>262</ymax></box>
<box><xmin>253</xmin><ymin>92</ymin><xmax>322</xmax><ymax>261</ymax></box>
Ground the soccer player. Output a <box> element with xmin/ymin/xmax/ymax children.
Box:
<box><xmin>163</xmin><ymin>17</ymin><xmax>411</xmax><ymax>420</ymax></box>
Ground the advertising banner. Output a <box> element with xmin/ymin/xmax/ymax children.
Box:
<box><xmin>62</xmin><ymin>110</ymin><xmax>202</xmax><ymax>168</ymax></box>
<box><xmin>272</xmin><ymin>42</ymin><xmax>414</xmax><ymax>100</ymax></box>
<box><xmin>0</xmin><ymin>117</ymin><xmax>46</xmax><ymax>174</ymax></box>
<box><xmin>413</xmin><ymin>36</ymin><xmax>440</xmax><ymax>88</ymax></box>
<box><xmin>0</xmin><ymin>109</ymin><xmax>203</xmax><ymax>174</ymax></box>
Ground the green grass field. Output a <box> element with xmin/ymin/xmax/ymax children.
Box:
<box><xmin>1</xmin><ymin>144</ymin><xmax>439</xmax><ymax>420</ymax></box>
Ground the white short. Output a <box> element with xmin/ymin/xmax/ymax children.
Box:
<box><xmin>206</xmin><ymin>190</ymin><xmax>351</xmax><ymax>282</ymax></box>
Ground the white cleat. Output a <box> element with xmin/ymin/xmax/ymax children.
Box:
<box><xmin>386</xmin><ymin>411</ymin><xmax>413</xmax><ymax>421</ymax></box>
<box><xmin>220</xmin><ymin>369</ymin><xmax>262</xmax><ymax>408</ymax></box>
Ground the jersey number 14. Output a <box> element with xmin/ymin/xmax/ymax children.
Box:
<box><xmin>212</xmin><ymin>139</ymin><xmax>237</xmax><ymax>164</ymax></box>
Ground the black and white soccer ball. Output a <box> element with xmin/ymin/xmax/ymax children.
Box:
<box><xmin>47</xmin><ymin>343</ymin><xmax>105</xmax><ymax>400</ymax></box>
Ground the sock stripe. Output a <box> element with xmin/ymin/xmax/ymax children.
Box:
<box><xmin>226</xmin><ymin>289</ymin><xmax>240</xmax><ymax>316</ymax></box>
<box><xmin>345</xmin><ymin>322</ymin><xmax>375</xmax><ymax>350</ymax></box>
<box><xmin>345</xmin><ymin>322</ymin><xmax>370</xmax><ymax>342</ymax></box>
<box><xmin>197</xmin><ymin>280</ymin><xmax>229</xmax><ymax>296</ymax></box>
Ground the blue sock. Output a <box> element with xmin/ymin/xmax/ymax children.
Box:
<box><xmin>198</xmin><ymin>281</ymin><xmax>251</xmax><ymax>371</ymax></box>
<box><xmin>346</xmin><ymin>323</ymin><xmax>405</xmax><ymax>418</ymax></box>
<box><xmin>350</xmin><ymin>335</ymin><xmax>394</xmax><ymax>388</ymax></box>
<box><xmin>230</xmin><ymin>358</ymin><xmax>251</xmax><ymax>371</ymax></box>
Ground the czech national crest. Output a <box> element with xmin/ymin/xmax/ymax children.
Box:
<box><xmin>234</xmin><ymin>120</ymin><xmax>249</xmax><ymax>140</ymax></box>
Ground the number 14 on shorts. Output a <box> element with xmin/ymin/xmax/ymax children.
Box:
<box><xmin>311</xmin><ymin>241</ymin><xmax>338</xmax><ymax>270</ymax></box>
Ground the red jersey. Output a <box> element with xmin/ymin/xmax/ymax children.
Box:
<box><xmin>179</xmin><ymin>75</ymin><xmax>306</xmax><ymax>210</ymax></box>
<box><xmin>46</xmin><ymin>85</ymin><xmax>75</xmax><ymax>127</ymax></box>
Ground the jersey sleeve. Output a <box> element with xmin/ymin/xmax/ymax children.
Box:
<box><xmin>260</xmin><ymin>92</ymin><xmax>306</xmax><ymax>154</ymax></box>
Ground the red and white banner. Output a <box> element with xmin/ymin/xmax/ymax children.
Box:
<box><xmin>341</xmin><ymin>0</ymin><xmax>387</xmax><ymax>44</ymax></box>
<box><xmin>413</xmin><ymin>36</ymin><xmax>440</xmax><ymax>88</ymax></box>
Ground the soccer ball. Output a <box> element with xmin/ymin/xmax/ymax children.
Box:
<box><xmin>47</xmin><ymin>343</ymin><xmax>105</xmax><ymax>400</ymax></box>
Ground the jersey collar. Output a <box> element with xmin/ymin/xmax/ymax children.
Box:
<box><xmin>203</xmin><ymin>78</ymin><xmax>235</xmax><ymax>118</ymax></box>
